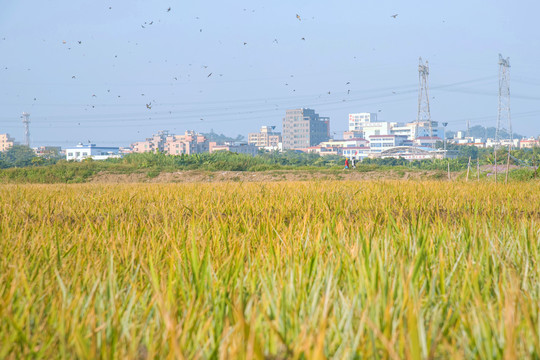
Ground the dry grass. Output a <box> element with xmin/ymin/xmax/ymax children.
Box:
<box><xmin>0</xmin><ymin>181</ymin><xmax>539</xmax><ymax>359</ymax></box>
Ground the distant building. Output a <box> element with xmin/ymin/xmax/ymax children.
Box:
<box><xmin>0</xmin><ymin>133</ymin><xmax>17</xmax><ymax>152</ymax></box>
<box><xmin>369</xmin><ymin>135</ymin><xmax>411</xmax><ymax>153</ymax></box>
<box><xmin>210</xmin><ymin>142</ymin><xmax>258</xmax><ymax>156</ymax></box>
<box><xmin>348</xmin><ymin>113</ymin><xmax>378</xmax><ymax>132</ymax></box>
<box><xmin>413</xmin><ymin>136</ymin><xmax>442</xmax><ymax>147</ymax></box>
<box><xmin>131</xmin><ymin>130</ymin><xmax>169</xmax><ymax>153</ymax></box>
<box><xmin>282</xmin><ymin>108</ymin><xmax>330</xmax><ymax>150</ymax></box>
<box><xmin>66</xmin><ymin>143</ymin><xmax>120</xmax><ymax>161</ymax></box>
<box><xmin>248</xmin><ymin>126</ymin><xmax>281</xmax><ymax>148</ymax></box>
<box><xmin>163</xmin><ymin>131</ymin><xmax>209</xmax><ymax>155</ymax></box>
<box><xmin>391</xmin><ymin>121</ymin><xmax>441</xmax><ymax>140</ymax></box>
<box><xmin>34</xmin><ymin>146</ymin><xmax>61</xmax><ymax>158</ymax></box>
<box><xmin>369</xmin><ymin>146</ymin><xmax>453</xmax><ymax>160</ymax></box>
<box><xmin>519</xmin><ymin>137</ymin><xmax>540</xmax><ymax>149</ymax></box>
<box><xmin>342</xmin><ymin>147</ymin><xmax>371</xmax><ymax>160</ymax></box>
<box><xmin>131</xmin><ymin>130</ymin><xmax>210</xmax><ymax>155</ymax></box>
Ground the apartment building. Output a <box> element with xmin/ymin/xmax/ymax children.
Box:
<box><xmin>282</xmin><ymin>108</ymin><xmax>330</xmax><ymax>150</ymax></box>
<box><xmin>163</xmin><ymin>131</ymin><xmax>209</xmax><ymax>155</ymax></box>
<box><xmin>131</xmin><ymin>131</ymin><xmax>169</xmax><ymax>153</ymax></box>
<box><xmin>0</xmin><ymin>133</ymin><xmax>17</xmax><ymax>152</ymax></box>
<box><xmin>348</xmin><ymin>112</ymin><xmax>377</xmax><ymax>132</ymax></box>
<box><xmin>131</xmin><ymin>130</ymin><xmax>209</xmax><ymax>155</ymax></box>
<box><xmin>248</xmin><ymin>126</ymin><xmax>281</xmax><ymax>148</ymax></box>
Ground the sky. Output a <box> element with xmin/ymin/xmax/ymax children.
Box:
<box><xmin>0</xmin><ymin>0</ymin><xmax>539</xmax><ymax>147</ymax></box>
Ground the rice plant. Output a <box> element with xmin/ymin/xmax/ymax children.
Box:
<box><xmin>0</xmin><ymin>181</ymin><xmax>539</xmax><ymax>359</ymax></box>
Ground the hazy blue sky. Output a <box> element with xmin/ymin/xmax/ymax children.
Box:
<box><xmin>0</xmin><ymin>0</ymin><xmax>539</xmax><ymax>147</ymax></box>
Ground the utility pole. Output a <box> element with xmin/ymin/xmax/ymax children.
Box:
<box><xmin>21</xmin><ymin>112</ymin><xmax>31</xmax><ymax>147</ymax></box>
<box><xmin>496</xmin><ymin>54</ymin><xmax>511</xmax><ymax>147</ymax></box>
<box><xmin>417</xmin><ymin>57</ymin><xmax>433</xmax><ymax>147</ymax></box>
<box><xmin>466</xmin><ymin>119</ymin><xmax>470</xmax><ymax>139</ymax></box>
<box><xmin>442</xmin><ymin>122</ymin><xmax>448</xmax><ymax>154</ymax></box>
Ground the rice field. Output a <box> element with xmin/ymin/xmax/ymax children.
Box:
<box><xmin>1</xmin><ymin>181</ymin><xmax>539</xmax><ymax>359</ymax></box>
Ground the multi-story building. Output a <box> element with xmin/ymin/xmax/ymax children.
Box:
<box><xmin>163</xmin><ymin>131</ymin><xmax>209</xmax><ymax>155</ymax></box>
<box><xmin>282</xmin><ymin>108</ymin><xmax>330</xmax><ymax>150</ymax></box>
<box><xmin>131</xmin><ymin>130</ymin><xmax>170</xmax><ymax>153</ymax></box>
<box><xmin>391</xmin><ymin>121</ymin><xmax>441</xmax><ymax>140</ymax></box>
<box><xmin>348</xmin><ymin>113</ymin><xmax>378</xmax><ymax>132</ymax></box>
<box><xmin>368</xmin><ymin>135</ymin><xmax>411</xmax><ymax>153</ymax></box>
<box><xmin>66</xmin><ymin>143</ymin><xmax>120</xmax><ymax>161</ymax></box>
<box><xmin>0</xmin><ymin>133</ymin><xmax>17</xmax><ymax>152</ymax></box>
<box><xmin>248</xmin><ymin>126</ymin><xmax>282</xmax><ymax>148</ymax></box>
<box><xmin>519</xmin><ymin>137</ymin><xmax>540</xmax><ymax>149</ymax></box>
<box><xmin>413</xmin><ymin>136</ymin><xmax>442</xmax><ymax>147</ymax></box>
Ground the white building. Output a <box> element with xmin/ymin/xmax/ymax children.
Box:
<box><xmin>66</xmin><ymin>143</ymin><xmax>121</xmax><ymax>161</ymax></box>
<box><xmin>391</xmin><ymin>121</ymin><xmax>442</xmax><ymax>140</ymax></box>
<box><xmin>342</xmin><ymin>147</ymin><xmax>371</xmax><ymax>160</ymax></box>
<box><xmin>368</xmin><ymin>135</ymin><xmax>411</xmax><ymax>153</ymax></box>
<box><xmin>348</xmin><ymin>113</ymin><xmax>378</xmax><ymax>132</ymax></box>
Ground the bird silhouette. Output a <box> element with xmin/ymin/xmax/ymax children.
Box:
<box><xmin>78</xmin><ymin>41</ymin><xmax>82</xmax><ymax>44</ymax></box>
<box><xmin>273</xmin><ymin>39</ymin><xmax>278</xmax><ymax>44</ymax></box>
<box><xmin>207</xmin><ymin>73</ymin><xmax>212</xmax><ymax>77</ymax></box>
<box><xmin>301</xmin><ymin>37</ymin><xmax>305</xmax><ymax>40</ymax></box>
<box><xmin>72</xmin><ymin>75</ymin><xmax>76</xmax><ymax>79</ymax></box>
<box><xmin>391</xmin><ymin>14</ymin><xmax>398</xmax><ymax>18</ymax></box>
<box><xmin>167</xmin><ymin>7</ymin><xmax>171</xmax><ymax>12</ymax></box>
<box><xmin>146</xmin><ymin>103</ymin><xmax>152</xmax><ymax>109</ymax></box>
<box><xmin>243</xmin><ymin>42</ymin><xmax>247</xmax><ymax>45</ymax></box>
<box><xmin>296</xmin><ymin>14</ymin><xmax>301</xmax><ymax>21</ymax></box>
<box><xmin>346</xmin><ymin>82</ymin><xmax>350</xmax><ymax>85</ymax></box>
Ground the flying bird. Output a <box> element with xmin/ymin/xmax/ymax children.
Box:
<box><xmin>346</xmin><ymin>82</ymin><xmax>350</xmax><ymax>85</ymax></box>
<box><xmin>78</xmin><ymin>41</ymin><xmax>82</xmax><ymax>44</ymax></box>
<box><xmin>207</xmin><ymin>72</ymin><xmax>212</xmax><ymax>77</ymax></box>
<box><xmin>92</xmin><ymin>94</ymin><xmax>96</xmax><ymax>97</ymax></box>
<box><xmin>327</xmin><ymin>91</ymin><xmax>331</xmax><ymax>94</ymax></box>
<box><xmin>243</xmin><ymin>42</ymin><xmax>247</xmax><ymax>45</ymax></box>
<box><xmin>296</xmin><ymin>14</ymin><xmax>301</xmax><ymax>21</ymax></box>
<box><xmin>301</xmin><ymin>37</ymin><xmax>305</xmax><ymax>41</ymax></box>
<box><xmin>391</xmin><ymin>14</ymin><xmax>398</xmax><ymax>18</ymax></box>
<box><xmin>167</xmin><ymin>7</ymin><xmax>171</xmax><ymax>12</ymax></box>
<box><xmin>71</xmin><ymin>75</ymin><xmax>76</xmax><ymax>79</ymax></box>
<box><xmin>146</xmin><ymin>103</ymin><xmax>152</xmax><ymax>109</ymax></box>
<box><xmin>273</xmin><ymin>39</ymin><xmax>278</xmax><ymax>44</ymax></box>
<box><xmin>347</xmin><ymin>90</ymin><xmax>350</xmax><ymax>94</ymax></box>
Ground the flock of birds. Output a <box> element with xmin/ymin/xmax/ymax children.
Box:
<box><xmin>2</xmin><ymin>7</ymin><xmax>402</xmax><ymax>129</ymax></box>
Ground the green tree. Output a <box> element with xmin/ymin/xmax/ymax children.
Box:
<box><xmin>0</xmin><ymin>145</ymin><xmax>37</xmax><ymax>167</ymax></box>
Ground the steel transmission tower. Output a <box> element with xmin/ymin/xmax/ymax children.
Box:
<box><xmin>496</xmin><ymin>54</ymin><xmax>511</xmax><ymax>145</ymax></box>
<box><xmin>21</xmin><ymin>112</ymin><xmax>31</xmax><ymax>147</ymax></box>
<box><xmin>416</xmin><ymin>57</ymin><xmax>433</xmax><ymax>142</ymax></box>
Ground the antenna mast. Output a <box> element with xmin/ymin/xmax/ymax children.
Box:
<box><xmin>21</xmin><ymin>112</ymin><xmax>31</xmax><ymax>147</ymax></box>
<box><xmin>496</xmin><ymin>54</ymin><xmax>511</xmax><ymax>146</ymax></box>
<box><xmin>417</xmin><ymin>57</ymin><xmax>433</xmax><ymax>143</ymax></box>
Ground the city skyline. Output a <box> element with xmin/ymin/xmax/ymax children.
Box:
<box><xmin>1</xmin><ymin>0</ymin><xmax>539</xmax><ymax>147</ymax></box>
